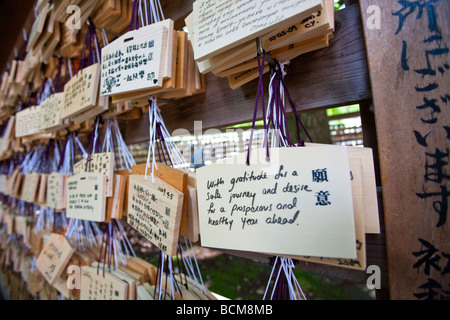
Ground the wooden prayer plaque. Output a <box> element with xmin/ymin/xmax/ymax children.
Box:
<box><xmin>192</xmin><ymin>0</ymin><xmax>323</xmax><ymax>61</ymax></box>
<box><xmin>21</xmin><ymin>173</ymin><xmax>41</xmax><ymax>203</ymax></box>
<box><xmin>127</xmin><ymin>174</ymin><xmax>184</xmax><ymax>256</ymax></box>
<box><xmin>38</xmin><ymin>92</ymin><xmax>65</xmax><ymax>132</ymax></box>
<box><xmin>61</xmin><ymin>63</ymin><xmax>101</xmax><ymax>119</ymax></box>
<box><xmin>73</xmin><ymin>152</ymin><xmax>115</xmax><ymax>197</ymax></box>
<box><xmin>15</xmin><ymin>106</ymin><xmax>43</xmax><ymax>137</ymax></box>
<box><xmin>46</xmin><ymin>173</ymin><xmax>67</xmax><ymax>210</ymax></box>
<box><xmin>131</xmin><ymin>163</ymin><xmax>188</xmax><ymax>235</ymax></box>
<box><xmin>100</xmin><ymin>22</ymin><xmax>170</xmax><ymax>96</ymax></box>
<box><xmin>36</xmin><ymin>233</ymin><xmax>74</xmax><ymax>285</ymax></box>
<box><xmin>66</xmin><ymin>172</ymin><xmax>108</xmax><ymax>222</ymax></box>
<box><xmin>80</xmin><ymin>266</ymin><xmax>128</xmax><ymax>300</ymax></box>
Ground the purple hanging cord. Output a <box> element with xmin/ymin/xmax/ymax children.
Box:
<box><xmin>129</xmin><ymin>0</ymin><xmax>140</xmax><ymax>31</ymax></box>
<box><xmin>247</xmin><ymin>52</ymin><xmax>270</xmax><ymax>165</ymax></box>
<box><xmin>78</xmin><ymin>18</ymin><xmax>100</xmax><ymax>74</ymax></box>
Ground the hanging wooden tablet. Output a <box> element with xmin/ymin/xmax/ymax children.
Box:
<box><xmin>131</xmin><ymin>162</ymin><xmax>188</xmax><ymax>235</ymax></box>
<box><xmin>157</xmin><ymin>37</ymin><xmax>195</xmax><ymax>99</ymax></box>
<box><xmin>0</xmin><ymin>116</ymin><xmax>15</xmax><ymax>155</ymax></box>
<box><xmin>100</xmin><ymin>21</ymin><xmax>171</xmax><ymax>96</ymax></box>
<box><xmin>27</xmin><ymin>269</ymin><xmax>43</xmax><ymax>296</ymax></box>
<box><xmin>80</xmin><ymin>265</ymin><xmax>128</xmax><ymax>300</ymax></box>
<box><xmin>30</xmin><ymin>230</ymin><xmax>44</xmax><ymax>257</ymax></box>
<box><xmin>12</xmin><ymin>172</ymin><xmax>24</xmax><ymax>199</ymax></box>
<box><xmin>105</xmin><ymin>174</ymin><xmax>119</xmax><ymax>222</ymax></box>
<box><xmin>73</xmin><ymin>152</ymin><xmax>115</xmax><ymax>197</ymax></box>
<box><xmin>197</xmin><ymin>146</ymin><xmax>356</xmax><ymax>259</ymax></box>
<box><xmin>185</xmin><ymin>185</ymin><xmax>200</xmax><ymax>243</ymax></box>
<box><xmin>21</xmin><ymin>172</ymin><xmax>41</xmax><ymax>203</ymax></box>
<box><xmin>35</xmin><ymin>233</ymin><xmax>74</xmax><ymax>285</ymax></box>
<box><xmin>221</xmin><ymin>33</ymin><xmax>329</xmax><ymax>78</ymax></box>
<box><xmin>26</xmin><ymin>1</ymin><xmax>51</xmax><ymax>52</ymax></box>
<box><xmin>110</xmin><ymin>30</ymin><xmax>189</xmax><ymax>103</ymax></box>
<box><xmin>228</xmin><ymin>65</ymin><xmax>270</xmax><ymax>90</ymax></box>
<box><xmin>46</xmin><ymin>172</ymin><xmax>67</xmax><ymax>210</ymax></box>
<box><xmin>108</xmin><ymin>169</ymin><xmax>129</xmax><ymax>219</ymax></box>
<box><xmin>211</xmin><ymin>0</ymin><xmax>334</xmax><ymax>75</ymax></box>
<box><xmin>61</xmin><ymin>63</ymin><xmax>101</xmax><ymax>120</ymax></box>
<box><xmin>32</xmin><ymin>8</ymin><xmax>55</xmax><ymax>54</ymax></box>
<box><xmin>226</xmin><ymin>36</ymin><xmax>330</xmax><ymax>89</ymax></box>
<box><xmin>0</xmin><ymin>175</ymin><xmax>6</xmax><ymax>193</ymax></box>
<box><xmin>4</xmin><ymin>168</ymin><xmax>19</xmax><ymax>196</ymax></box>
<box><xmin>4</xmin><ymin>211</ymin><xmax>14</xmax><ymax>235</ymax></box>
<box><xmin>38</xmin><ymin>92</ymin><xmax>65</xmax><ymax>132</ymax></box>
<box><xmin>66</xmin><ymin>172</ymin><xmax>108</xmax><ymax>222</ymax></box>
<box><xmin>15</xmin><ymin>106</ymin><xmax>43</xmax><ymax>138</ymax></box>
<box><xmin>107</xmin><ymin>266</ymin><xmax>138</xmax><ymax>300</ymax></box>
<box><xmin>127</xmin><ymin>174</ymin><xmax>184</xmax><ymax>257</ymax></box>
<box><xmin>192</xmin><ymin>0</ymin><xmax>323</xmax><ymax>62</ymax></box>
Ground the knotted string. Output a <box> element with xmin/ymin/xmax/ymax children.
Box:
<box><xmin>264</xmin><ymin>60</ymin><xmax>313</xmax><ymax>147</ymax></box>
<box><xmin>78</xmin><ymin>18</ymin><xmax>101</xmax><ymax>74</ymax></box>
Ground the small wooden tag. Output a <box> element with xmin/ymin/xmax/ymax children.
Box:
<box><xmin>127</xmin><ymin>174</ymin><xmax>184</xmax><ymax>256</ymax></box>
<box><xmin>131</xmin><ymin>163</ymin><xmax>188</xmax><ymax>234</ymax></box>
<box><xmin>80</xmin><ymin>265</ymin><xmax>128</xmax><ymax>300</ymax></box>
<box><xmin>36</xmin><ymin>233</ymin><xmax>74</xmax><ymax>285</ymax></box>
<box><xmin>46</xmin><ymin>172</ymin><xmax>67</xmax><ymax>210</ymax></box>
<box><xmin>100</xmin><ymin>22</ymin><xmax>171</xmax><ymax>96</ymax></box>
<box><xmin>66</xmin><ymin>172</ymin><xmax>108</xmax><ymax>222</ymax></box>
<box><xmin>21</xmin><ymin>172</ymin><xmax>41</xmax><ymax>203</ymax></box>
<box><xmin>73</xmin><ymin>152</ymin><xmax>115</xmax><ymax>197</ymax></box>
<box><xmin>61</xmin><ymin>63</ymin><xmax>101</xmax><ymax>120</ymax></box>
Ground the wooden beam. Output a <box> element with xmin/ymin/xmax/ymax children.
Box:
<box><xmin>360</xmin><ymin>0</ymin><xmax>450</xmax><ymax>300</ymax></box>
<box><xmin>121</xmin><ymin>4</ymin><xmax>372</xmax><ymax>144</ymax></box>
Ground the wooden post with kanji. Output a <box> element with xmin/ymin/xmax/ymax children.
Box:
<box><xmin>360</xmin><ymin>0</ymin><xmax>450</xmax><ymax>300</ymax></box>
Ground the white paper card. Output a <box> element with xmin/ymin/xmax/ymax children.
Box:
<box><xmin>196</xmin><ymin>147</ymin><xmax>356</xmax><ymax>259</ymax></box>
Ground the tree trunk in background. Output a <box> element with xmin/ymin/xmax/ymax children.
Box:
<box><xmin>287</xmin><ymin>110</ymin><xmax>332</xmax><ymax>145</ymax></box>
